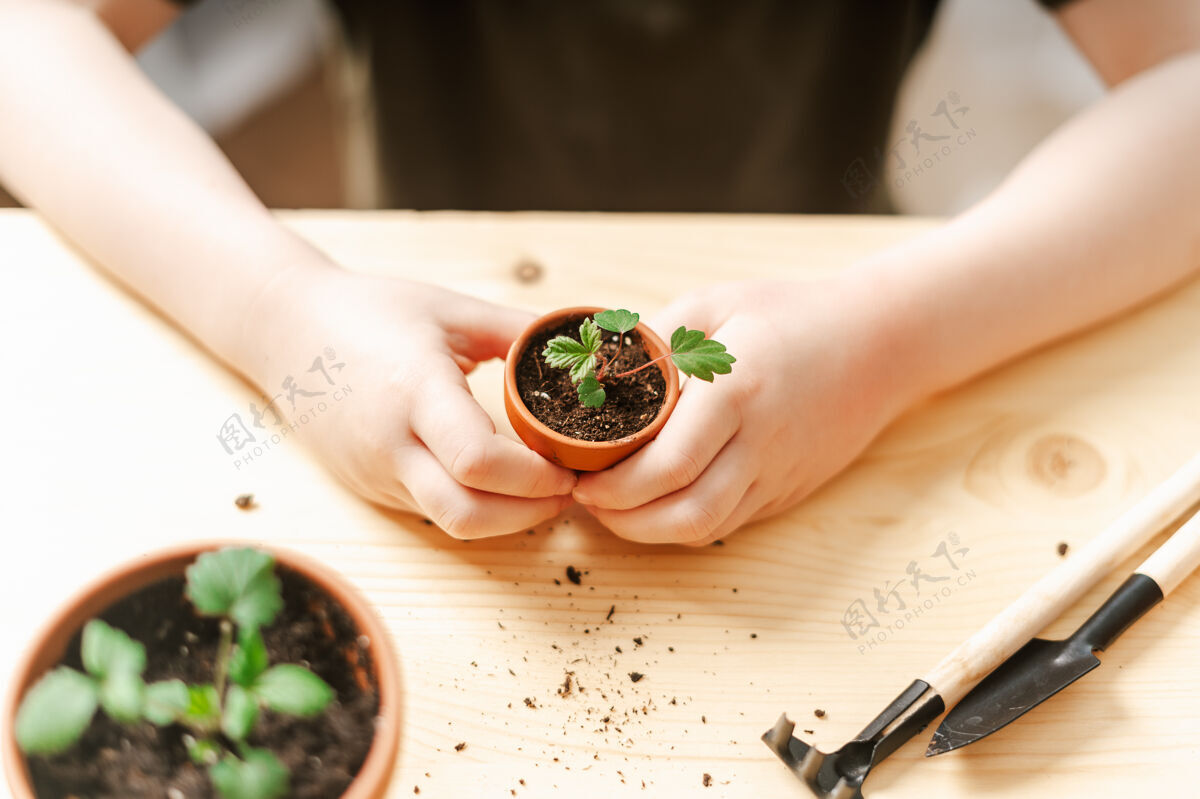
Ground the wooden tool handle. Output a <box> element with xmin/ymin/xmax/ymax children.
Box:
<box><xmin>923</xmin><ymin>450</ymin><xmax>1200</xmax><ymax>707</ymax></box>
<box><xmin>1137</xmin><ymin>508</ymin><xmax>1200</xmax><ymax>596</ymax></box>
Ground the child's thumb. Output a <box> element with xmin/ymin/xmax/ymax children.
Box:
<box><xmin>447</xmin><ymin>299</ymin><xmax>537</xmax><ymax>363</ymax></box>
<box><xmin>647</xmin><ymin>296</ymin><xmax>719</xmax><ymax>347</ymax></box>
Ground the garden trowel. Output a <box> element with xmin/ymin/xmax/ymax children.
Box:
<box><xmin>926</xmin><ymin>503</ymin><xmax>1200</xmax><ymax>756</ymax></box>
<box><xmin>763</xmin><ymin>449</ymin><xmax>1200</xmax><ymax>798</ymax></box>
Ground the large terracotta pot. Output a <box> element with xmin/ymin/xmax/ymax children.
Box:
<box><xmin>505</xmin><ymin>306</ymin><xmax>681</xmax><ymax>471</ymax></box>
<box><xmin>2</xmin><ymin>541</ymin><xmax>401</xmax><ymax>799</ymax></box>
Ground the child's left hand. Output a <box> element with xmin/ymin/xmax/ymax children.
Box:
<box><xmin>572</xmin><ymin>277</ymin><xmax>917</xmax><ymax>544</ymax></box>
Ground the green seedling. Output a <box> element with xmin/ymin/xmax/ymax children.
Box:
<box><xmin>15</xmin><ymin>548</ymin><xmax>334</xmax><ymax>799</ymax></box>
<box><xmin>542</xmin><ymin>308</ymin><xmax>735</xmax><ymax>408</ymax></box>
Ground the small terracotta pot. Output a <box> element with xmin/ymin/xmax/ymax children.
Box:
<box><xmin>505</xmin><ymin>306</ymin><xmax>681</xmax><ymax>471</ymax></box>
<box><xmin>3</xmin><ymin>541</ymin><xmax>401</xmax><ymax>799</ymax></box>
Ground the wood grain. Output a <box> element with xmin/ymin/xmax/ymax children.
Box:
<box><xmin>2</xmin><ymin>209</ymin><xmax>1200</xmax><ymax>798</ymax></box>
<box><xmin>924</xmin><ymin>447</ymin><xmax>1200</xmax><ymax>706</ymax></box>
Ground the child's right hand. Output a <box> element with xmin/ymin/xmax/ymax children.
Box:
<box><xmin>242</xmin><ymin>265</ymin><xmax>577</xmax><ymax>538</ymax></box>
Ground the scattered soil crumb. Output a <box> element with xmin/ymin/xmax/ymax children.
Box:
<box><xmin>454</xmin><ymin>742</ymin><xmax>467</xmax><ymax>752</ymax></box>
<box><xmin>606</xmin><ymin>605</ymin><xmax>616</xmax><ymax>622</ymax></box>
<box><xmin>234</xmin><ymin>493</ymin><xmax>255</xmax><ymax>510</ymax></box>
<box><xmin>1057</xmin><ymin>542</ymin><xmax>1069</xmax><ymax>557</ymax></box>
<box><xmin>633</xmin><ymin>637</ymin><xmax>644</xmax><ymax>647</ymax></box>
<box><xmin>703</xmin><ymin>773</ymin><xmax>713</xmax><ymax>787</ymax></box>
<box><xmin>803</xmin><ymin>729</ymin><xmax>815</xmax><ymax>735</ymax></box>
<box><xmin>524</xmin><ymin>697</ymin><xmax>538</xmax><ymax>709</ymax></box>
<box><xmin>814</xmin><ymin>708</ymin><xmax>826</xmax><ymax>718</ymax></box>
<box><xmin>750</xmin><ymin>633</ymin><xmax>757</xmax><ymax>639</ymax></box>
<box><xmin>566</xmin><ymin>566</ymin><xmax>583</xmax><ymax>586</ymax></box>
<box><xmin>629</xmin><ymin>672</ymin><xmax>644</xmax><ymax>683</ymax></box>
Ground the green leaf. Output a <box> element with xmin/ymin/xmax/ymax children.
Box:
<box><xmin>98</xmin><ymin>668</ymin><xmax>144</xmax><ymax>723</ymax></box>
<box><xmin>669</xmin><ymin>326</ymin><xmax>736</xmax><ymax>382</ymax></box>
<box><xmin>540</xmin><ymin>317</ymin><xmax>603</xmax><ymax>383</ymax></box>
<box><xmin>143</xmin><ymin>679</ymin><xmax>189</xmax><ymax>726</ymax></box>
<box><xmin>80</xmin><ymin>620</ymin><xmax>147</xmax><ymax>723</ymax></box>
<box><xmin>184</xmin><ymin>684</ymin><xmax>221</xmax><ymax>732</ymax></box>
<box><xmin>578</xmin><ymin>317</ymin><xmax>603</xmax><ymax>353</ymax></box>
<box><xmin>228</xmin><ymin>629</ymin><xmax>269</xmax><ymax>687</ymax></box>
<box><xmin>81</xmin><ymin>619</ymin><xmax>146</xmax><ymax>680</ymax></box>
<box><xmin>576</xmin><ymin>374</ymin><xmax>606</xmax><ymax>408</ymax></box>
<box><xmin>252</xmin><ymin>665</ymin><xmax>334</xmax><ymax>717</ymax></box>
<box><xmin>186</xmin><ymin>736</ymin><xmax>221</xmax><ymax>766</ymax></box>
<box><xmin>594</xmin><ymin>309</ymin><xmax>639</xmax><ymax>334</ymax></box>
<box><xmin>542</xmin><ymin>336</ymin><xmax>597</xmax><ymax>384</ymax></box>
<box><xmin>185</xmin><ymin>548</ymin><xmax>282</xmax><ymax>632</ymax></box>
<box><xmin>210</xmin><ymin>748</ymin><xmax>289</xmax><ymax>799</ymax></box>
<box><xmin>221</xmin><ymin>684</ymin><xmax>259</xmax><ymax>742</ymax></box>
<box><xmin>15</xmin><ymin>667</ymin><xmax>98</xmax><ymax>755</ymax></box>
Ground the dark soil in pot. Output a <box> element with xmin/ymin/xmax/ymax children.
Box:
<box><xmin>515</xmin><ymin>316</ymin><xmax>667</xmax><ymax>441</ymax></box>
<box><xmin>26</xmin><ymin>567</ymin><xmax>379</xmax><ymax>799</ymax></box>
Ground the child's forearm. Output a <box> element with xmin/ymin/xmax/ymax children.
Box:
<box><xmin>852</xmin><ymin>51</ymin><xmax>1200</xmax><ymax>407</ymax></box>
<box><xmin>0</xmin><ymin>2</ymin><xmax>579</xmax><ymax>530</ymax></box>
<box><xmin>0</xmin><ymin>0</ymin><xmax>333</xmax><ymax>384</ymax></box>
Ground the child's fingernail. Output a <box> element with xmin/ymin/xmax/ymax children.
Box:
<box><xmin>572</xmin><ymin>488</ymin><xmax>592</xmax><ymax>504</ymax></box>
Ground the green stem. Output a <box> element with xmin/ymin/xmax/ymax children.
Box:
<box><xmin>612</xmin><ymin>351</ymin><xmax>673</xmax><ymax>380</ymax></box>
<box><xmin>214</xmin><ymin>619</ymin><xmax>233</xmax><ymax>702</ymax></box>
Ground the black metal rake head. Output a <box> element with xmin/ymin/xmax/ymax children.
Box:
<box><xmin>762</xmin><ymin>680</ymin><xmax>945</xmax><ymax>798</ymax></box>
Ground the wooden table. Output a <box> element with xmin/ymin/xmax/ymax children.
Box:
<box><xmin>3</xmin><ymin>208</ymin><xmax>1200</xmax><ymax>798</ymax></box>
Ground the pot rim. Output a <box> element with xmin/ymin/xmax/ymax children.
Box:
<box><xmin>505</xmin><ymin>305</ymin><xmax>680</xmax><ymax>450</ymax></box>
<box><xmin>2</xmin><ymin>540</ymin><xmax>401</xmax><ymax>799</ymax></box>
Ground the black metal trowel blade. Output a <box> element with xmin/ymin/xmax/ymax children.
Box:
<box><xmin>925</xmin><ymin>637</ymin><xmax>1099</xmax><ymax>755</ymax></box>
<box><xmin>926</xmin><ymin>574</ymin><xmax>1163</xmax><ymax>757</ymax></box>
